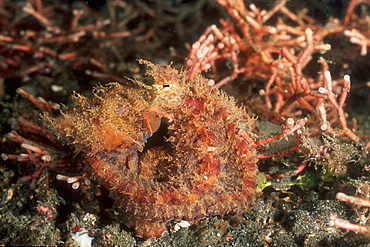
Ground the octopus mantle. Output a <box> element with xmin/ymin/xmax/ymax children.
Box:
<box><xmin>46</xmin><ymin>60</ymin><xmax>257</xmax><ymax>239</ymax></box>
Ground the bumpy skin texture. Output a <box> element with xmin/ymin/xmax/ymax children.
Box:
<box><xmin>45</xmin><ymin>60</ymin><xmax>257</xmax><ymax>239</ymax></box>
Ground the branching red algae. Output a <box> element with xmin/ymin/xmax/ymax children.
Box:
<box><xmin>44</xmin><ymin>60</ymin><xmax>258</xmax><ymax>239</ymax></box>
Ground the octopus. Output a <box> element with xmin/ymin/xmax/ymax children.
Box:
<box><xmin>44</xmin><ymin>60</ymin><xmax>258</xmax><ymax>239</ymax></box>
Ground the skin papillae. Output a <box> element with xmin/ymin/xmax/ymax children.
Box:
<box><xmin>44</xmin><ymin>60</ymin><xmax>257</xmax><ymax>239</ymax></box>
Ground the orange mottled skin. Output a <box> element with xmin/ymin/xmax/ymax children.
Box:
<box><xmin>45</xmin><ymin>60</ymin><xmax>257</xmax><ymax>239</ymax></box>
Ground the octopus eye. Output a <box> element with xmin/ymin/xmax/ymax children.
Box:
<box><xmin>159</xmin><ymin>83</ymin><xmax>174</xmax><ymax>91</ymax></box>
<box><xmin>153</xmin><ymin>83</ymin><xmax>175</xmax><ymax>92</ymax></box>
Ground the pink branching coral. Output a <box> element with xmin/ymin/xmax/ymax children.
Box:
<box><xmin>185</xmin><ymin>0</ymin><xmax>370</xmax><ymax>143</ymax></box>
